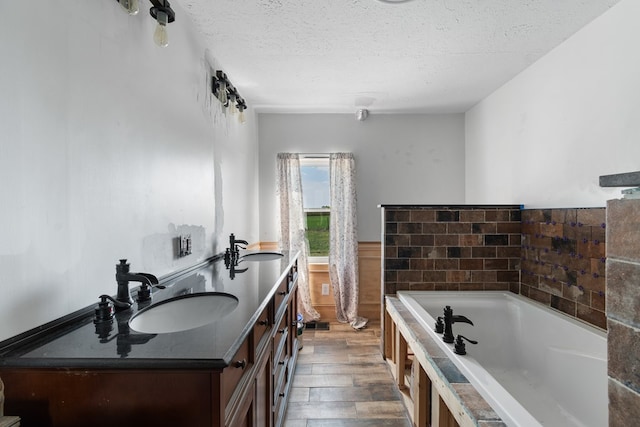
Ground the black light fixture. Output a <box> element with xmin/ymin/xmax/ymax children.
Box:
<box><xmin>149</xmin><ymin>0</ymin><xmax>175</xmax><ymax>47</ymax></box>
<box><xmin>212</xmin><ymin>70</ymin><xmax>248</xmax><ymax>124</ymax></box>
<box><xmin>114</xmin><ymin>0</ymin><xmax>175</xmax><ymax>47</ymax></box>
<box><xmin>236</xmin><ymin>98</ymin><xmax>247</xmax><ymax>124</ymax></box>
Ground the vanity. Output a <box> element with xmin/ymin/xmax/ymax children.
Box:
<box><xmin>0</xmin><ymin>251</ymin><xmax>300</xmax><ymax>427</ymax></box>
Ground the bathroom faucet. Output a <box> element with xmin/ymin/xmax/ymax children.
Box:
<box><xmin>229</xmin><ymin>233</ymin><xmax>248</xmax><ymax>256</ymax></box>
<box><xmin>442</xmin><ymin>305</ymin><xmax>474</xmax><ymax>344</ymax></box>
<box><xmin>115</xmin><ymin>259</ymin><xmax>162</xmax><ymax>309</ymax></box>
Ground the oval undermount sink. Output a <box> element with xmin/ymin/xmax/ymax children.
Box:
<box><xmin>129</xmin><ymin>292</ymin><xmax>239</xmax><ymax>334</ymax></box>
<box><xmin>239</xmin><ymin>251</ymin><xmax>284</xmax><ymax>262</ymax></box>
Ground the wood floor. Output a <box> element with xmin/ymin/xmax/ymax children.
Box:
<box><xmin>284</xmin><ymin>321</ymin><xmax>412</xmax><ymax>427</ymax></box>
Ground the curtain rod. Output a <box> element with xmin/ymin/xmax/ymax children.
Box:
<box><xmin>300</xmin><ymin>153</ymin><xmax>330</xmax><ymax>158</ymax></box>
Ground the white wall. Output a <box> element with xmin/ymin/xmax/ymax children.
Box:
<box><xmin>0</xmin><ymin>2</ymin><xmax>258</xmax><ymax>341</ymax></box>
<box><xmin>465</xmin><ymin>0</ymin><xmax>640</xmax><ymax>208</ymax></box>
<box><xmin>258</xmin><ymin>113</ymin><xmax>465</xmax><ymax>242</ymax></box>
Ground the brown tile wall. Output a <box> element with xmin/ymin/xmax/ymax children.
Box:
<box><xmin>383</xmin><ymin>203</ymin><xmax>640</xmax><ymax>425</ymax></box>
<box><xmin>520</xmin><ymin>208</ymin><xmax>607</xmax><ymax>329</ymax></box>
<box><xmin>383</xmin><ymin>206</ymin><xmax>522</xmax><ymax>295</ymax></box>
<box><xmin>606</xmin><ymin>198</ymin><xmax>640</xmax><ymax>427</ymax></box>
<box><xmin>382</xmin><ymin>206</ymin><xmax>608</xmax><ymax>330</ymax></box>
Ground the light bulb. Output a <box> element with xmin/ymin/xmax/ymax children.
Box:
<box><xmin>238</xmin><ymin>110</ymin><xmax>246</xmax><ymax>124</ymax></box>
<box><xmin>119</xmin><ymin>0</ymin><xmax>139</xmax><ymax>15</ymax></box>
<box><xmin>153</xmin><ymin>11</ymin><xmax>169</xmax><ymax>47</ymax></box>
<box><xmin>217</xmin><ymin>83</ymin><xmax>227</xmax><ymax>104</ymax></box>
<box><xmin>127</xmin><ymin>0</ymin><xmax>139</xmax><ymax>15</ymax></box>
<box><xmin>228</xmin><ymin>96</ymin><xmax>238</xmax><ymax>115</ymax></box>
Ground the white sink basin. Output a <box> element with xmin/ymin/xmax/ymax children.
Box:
<box><xmin>239</xmin><ymin>251</ymin><xmax>284</xmax><ymax>261</ymax></box>
<box><xmin>129</xmin><ymin>292</ymin><xmax>239</xmax><ymax>334</ymax></box>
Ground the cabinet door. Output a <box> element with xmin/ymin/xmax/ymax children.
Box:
<box><xmin>254</xmin><ymin>350</ymin><xmax>272</xmax><ymax>427</ymax></box>
<box><xmin>228</xmin><ymin>382</ymin><xmax>254</xmax><ymax>427</ymax></box>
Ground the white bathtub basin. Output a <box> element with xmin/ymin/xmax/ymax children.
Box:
<box><xmin>129</xmin><ymin>292</ymin><xmax>238</xmax><ymax>334</ymax></box>
<box><xmin>397</xmin><ymin>291</ymin><xmax>607</xmax><ymax>427</ymax></box>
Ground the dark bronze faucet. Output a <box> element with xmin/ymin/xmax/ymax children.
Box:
<box><xmin>114</xmin><ymin>259</ymin><xmax>162</xmax><ymax>309</ymax></box>
<box><xmin>442</xmin><ymin>305</ymin><xmax>474</xmax><ymax>343</ymax></box>
<box><xmin>229</xmin><ymin>233</ymin><xmax>248</xmax><ymax>257</ymax></box>
<box><xmin>225</xmin><ymin>233</ymin><xmax>249</xmax><ymax>268</ymax></box>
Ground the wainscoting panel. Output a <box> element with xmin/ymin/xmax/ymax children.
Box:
<box><xmin>260</xmin><ymin>242</ymin><xmax>382</xmax><ymax>322</ymax></box>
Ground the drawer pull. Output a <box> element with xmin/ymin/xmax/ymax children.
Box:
<box><xmin>258</xmin><ymin>319</ymin><xmax>269</xmax><ymax>326</ymax></box>
<box><xmin>235</xmin><ymin>359</ymin><xmax>247</xmax><ymax>369</ymax></box>
<box><xmin>278</xmin><ymin>360</ymin><xmax>285</xmax><ymax>365</ymax></box>
<box><xmin>279</xmin><ymin>327</ymin><xmax>287</xmax><ymax>334</ymax></box>
<box><xmin>278</xmin><ymin>291</ymin><xmax>287</xmax><ymax>296</ymax></box>
<box><xmin>279</xmin><ymin>392</ymin><xmax>285</xmax><ymax>397</ymax></box>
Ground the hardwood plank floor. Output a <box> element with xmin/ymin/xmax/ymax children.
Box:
<box><xmin>284</xmin><ymin>322</ymin><xmax>412</xmax><ymax>427</ymax></box>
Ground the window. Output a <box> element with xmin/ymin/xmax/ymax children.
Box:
<box><xmin>300</xmin><ymin>157</ymin><xmax>330</xmax><ymax>259</ymax></box>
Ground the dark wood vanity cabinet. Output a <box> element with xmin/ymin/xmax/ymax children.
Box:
<box><xmin>0</xmin><ymin>260</ymin><xmax>300</xmax><ymax>427</ymax></box>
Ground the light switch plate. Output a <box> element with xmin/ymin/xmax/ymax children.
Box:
<box><xmin>179</xmin><ymin>235</ymin><xmax>192</xmax><ymax>257</ymax></box>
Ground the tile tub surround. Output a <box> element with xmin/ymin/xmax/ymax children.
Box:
<box><xmin>381</xmin><ymin>205</ymin><xmax>608</xmax><ymax>330</ymax></box>
<box><xmin>520</xmin><ymin>208</ymin><xmax>607</xmax><ymax>329</ymax></box>
<box><xmin>385</xmin><ymin>297</ymin><xmax>506</xmax><ymax>427</ymax></box>
<box><xmin>382</xmin><ymin>205</ymin><xmax>523</xmax><ymax>296</ymax></box>
<box><xmin>606</xmin><ymin>198</ymin><xmax>640</xmax><ymax>427</ymax></box>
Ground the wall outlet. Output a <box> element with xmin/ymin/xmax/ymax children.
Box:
<box><xmin>321</xmin><ymin>283</ymin><xmax>330</xmax><ymax>295</ymax></box>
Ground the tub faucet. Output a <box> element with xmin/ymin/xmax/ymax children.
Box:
<box><xmin>115</xmin><ymin>259</ymin><xmax>162</xmax><ymax>309</ymax></box>
<box><xmin>443</xmin><ymin>305</ymin><xmax>474</xmax><ymax>344</ymax></box>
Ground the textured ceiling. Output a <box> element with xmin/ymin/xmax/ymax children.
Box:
<box><xmin>180</xmin><ymin>0</ymin><xmax>620</xmax><ymax>113</ymax></box>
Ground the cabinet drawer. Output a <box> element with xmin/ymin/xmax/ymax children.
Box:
<box><xmin>222</xmin><ymin>336</ymin><xmax>252</xmax><ymax>408</ymax></box>
<box><xmin>253</xmin><ymin>304</ymin><xmax>271</xmax><ymax>357</ymax></box>
<box><xmin>273</xmin><ymin>366</ymin><xmax>289</xmax><ymax>427</ymax></box>
<box><xmin>273</xmin><ymin>278</ymin><xmax>289</xmax><ymax>317</ymax></box>
<box><xmin>273</xmin><ymin>309</ymin><xmax>289</xmax><ymax>369</ymax></box>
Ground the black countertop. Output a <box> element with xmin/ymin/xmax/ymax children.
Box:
<box><xmin>0</xmin><ymin>251</ymin><xmax>298</xmax><ymax>370</ymax></box>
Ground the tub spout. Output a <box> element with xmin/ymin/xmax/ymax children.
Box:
<box><xmin>443</xmin><ymin>305</ymin><xmax>474</xmax><ymax>344</ymax></box>
<box><xmin>452</xmin><ymin>315</ymin><xmax>474</xmax><ymax>325</ymax></box>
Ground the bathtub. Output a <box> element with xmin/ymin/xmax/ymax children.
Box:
<box><xmin>396</xmin><ymin>291</ymin><xmax>607</xmax><ymax>427</ymax></box>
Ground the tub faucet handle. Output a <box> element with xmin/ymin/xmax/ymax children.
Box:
<box><xmin>454</xmin><ymin>334</ymin><xmax>478</xmax><ymax>355</ymax></box>
<box><xmin>434</xmin><ymin>316</ymin><xmax>444</xmax><ymax>333</ymax></box>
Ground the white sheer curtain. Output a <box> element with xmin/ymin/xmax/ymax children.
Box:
<box><xmin>276</xmin><ymin>153</ymin><xmax>320</xmax><ymax>322</ymax></box>
<box><xmin>329</xmin><ymin>153</ymin><xmax>367</xmax><ymax>329</ymax></box>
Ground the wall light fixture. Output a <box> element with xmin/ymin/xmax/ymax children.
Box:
<box><xmin>114</xmin><ymin>0</ymin><xmax>175</xmax><ymax>47</ymax></box>
<box><xmin>149</xmin><ymin>0</ymin><xmax>175</xmax><ymax>47</ymax></box>
<box><xmin>212</xmin><ymin>70</ymin><xmax>248</xmax><ymax>124</ymax></box>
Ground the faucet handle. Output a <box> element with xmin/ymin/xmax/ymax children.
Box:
<box><xmin>116</xmin><ymin>259</ymin><xmax>130</xmax><ymax>273</ymax></box>
<box><xmin>95</xmin><ymin>294</ymin><xmax>131</xmax><ymax>323</ymax></box>
<box><xmin>434</xmin><ymin>316</ymin><xmax>444</xmax><ymax>333</ymax></box>
<box><xmin>136</xmin><ymin>280</ymin><xmax>166</xmax><ymax>303</ymax></box>
<box><xmin>454</xmin><ymin>335</ymin><xmax>478</xmax><ymax>355</ymax></box>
